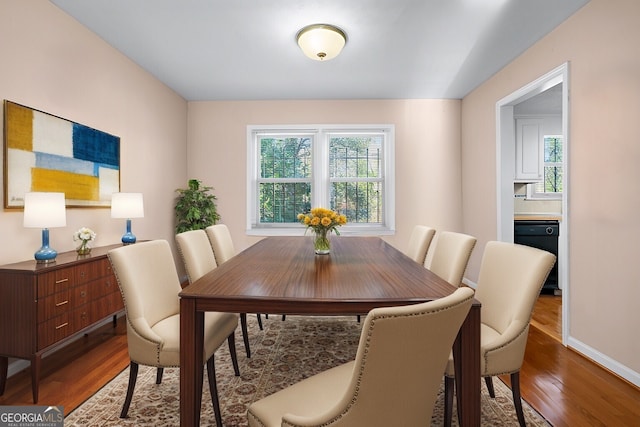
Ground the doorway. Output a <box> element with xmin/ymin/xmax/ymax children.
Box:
<box><xmin>496</xmin><ymin>63</ymin><xmax>569</xmax><ymax>344</ymax></box>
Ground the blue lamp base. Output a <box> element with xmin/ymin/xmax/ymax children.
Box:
<box><xmin>35</xmin><ymin>228</ymin><xmax>57</xmax><ymax>264</ymax></box>
<box><xmin>121</xmin><ymin>219</ymin><xmax>137</xmax><ymax>245</ymax></box>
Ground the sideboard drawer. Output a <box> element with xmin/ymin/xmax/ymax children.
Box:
<box><xmin>72</xmin><ymin>283</ymin><xmax>90</xmax><ymax>307</ymax></box>
<box><xmin>92</xmin><ymin>275</ymin><xmax>117</xmax><ymax>299</ymax></box>
<box><xmin>37</xmin><ymin>313</ymin><xmax>71</xmax><ymax>349</ymax></box>
<box><xmin>71</xmin><ymin>305</ymin><xmax>91</xmax><ymax>332</ymax></box>
<box><xmin>90</xmin><ymin>292</ymin><xmax>122</xmax><ymax>323</ymax></box>
<box><xmin>37</xmin><ymin>290</ymin><xmax>71</xmax><ymax>320</ymax></box>
<box><xmin>37</xmin><ymin>267</ymin><xmax>74</xmax><ymax>298</ymax></box>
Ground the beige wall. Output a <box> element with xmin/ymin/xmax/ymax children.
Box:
<box><xmin>0</xmin><ymin>0</ymin><xmax>188</xmax><ymax>265</ymax></box>
<box><xmin>187</xmin><ymin>99</ymin><xmax>463</xmax><ymax>253</ymax></box>
<box><xmin>462</xmin><ymin>0</ymin><xmax>640</xmax><ymax>379</ymax></box>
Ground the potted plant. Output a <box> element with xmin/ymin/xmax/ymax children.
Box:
<box><xmin>175</xmin><ymin>179</ymin><xmax>221</xmax><ymax>233</ymax></box>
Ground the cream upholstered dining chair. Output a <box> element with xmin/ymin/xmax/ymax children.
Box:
<box><xmin>206</xmin><ymin>224</ymin><xmax>265</xmax><ymax>328</ymax></box>
<box><xmin>205</xmin><ymin>223</ymin><xmax>236</xmax><ymax>264</ymax></box>
<box><xmin>425</xmin><ymin>231</ymin><xmax>477</xmax><ymax>287</ymax></box>
<box><xmin>405</xmin><ymin>225</ymin><xmax>436</xmax><ymax>264</ymax></box>
<box><xmin>443</xmin><ymin>241</ymin><xmax>556</xmax><ymax>427</ymax></box>
<box><xmin>107</xmin><ymin>240</ymin><xmax>240</xmax><ymax>426</ymax></box>
<box><xmin>247</xmin><ymin>287</ymin><xmax>475</xmax><ymax>427</ymax></box>
<box><xmin>175</xmin><ymin>229</ymin><xmax>252</xmax><ymax>357</ymax></box>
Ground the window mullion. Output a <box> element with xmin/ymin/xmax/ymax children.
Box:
<box><xmin>313</xmin><ymin>131</ymin><xmax>329</xmax><ymax>208</ymax></box>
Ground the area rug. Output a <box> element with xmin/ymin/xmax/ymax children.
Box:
<box><xmin>65</xmin><ymin>315</ymin><xmax>550</xmax><ymax>426</ymax></box>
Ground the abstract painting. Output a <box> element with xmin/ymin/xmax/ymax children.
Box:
<box><xmin>3</xmin><ymin>100</ymin><xmax>120</xmax><ymax>208</ymax></box>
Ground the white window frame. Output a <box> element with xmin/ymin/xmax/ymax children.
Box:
<box><xmin>247</xmin><ymin>124</ymin><xmax>395</xmax><ymax>236</ymax></box>
<box><xmin>527</xmin><ymin>134</ymin><xmax>563</xmax><ymax>200</ymax></box>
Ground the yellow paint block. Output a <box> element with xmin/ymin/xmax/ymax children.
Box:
<box><xmin>5</xmin><ymin>102</ymin><xmax>33</xmax><ymax>151</ymax></box>
<box><xmin>32</xmin><ymin>168</ymin><xmax>99</xmax><ymax>201</ymax></box>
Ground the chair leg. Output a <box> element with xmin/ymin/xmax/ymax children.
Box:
<box><xmin>227</xmin><ymin>332</ymin><xmax>240</xmax><ymax>376</ymax></box>
<box><xmin>256</xmin><ymin>313</ymin><xmax>263</xmax><ymax>330</ymax></box>
<box><xmin>120</xmin><ymin>362</ymin><xmax>139</xmax><ymax>418</ymax></box>
<box><xmin>156</xmin><ymin>367</ymin><xmax>164</xmax><ymax>384</ymax></box>
<box><xmin>511</xmin><ymin>371</ymin><xmax>527</xmax><ymax>427</ymax></box>
<box><xmin>282</xmin><ymin>314</ymin><xmax>286</xmax><ymax>321</ymax></box>
<box><xmin>240</xmin><ymin>313</ymin><xmax>251</xmax><ymax>358</ymax></box>
<box><xmin>206</xmin><ymin>356</ymin><xmax>223</xmax><ymax>427</ymax></box>
<box><xmin>444</xmin><ymin>375</ymin><xmax>454</xmax><ymax>427</ymax></box>
<box><xmin>484</xmin><ymin>376</ymin><xmax>495</xmax><ymax>398</ymax></box>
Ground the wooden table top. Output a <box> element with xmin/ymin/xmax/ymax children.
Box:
<box><xmin>179</xmin><ymin>236</ymin><xmax>459</xmax><ymax>315</ymax></box>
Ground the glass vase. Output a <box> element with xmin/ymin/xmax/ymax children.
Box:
<box><xmin>76</xmin><ymin>240</ymin><xmax>91</xmax><ymax>256</ymax></box>
<box><xmin>313</xmin><ymin>229</ymin><xmax>331</xmax><ymax>255</ymax></box>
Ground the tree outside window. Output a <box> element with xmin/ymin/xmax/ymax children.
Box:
<box><xmin>528</xmin><ymin>135</ymin><xmax>563</xmax><ymax>199</ymax></box>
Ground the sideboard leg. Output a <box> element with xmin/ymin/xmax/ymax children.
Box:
<box><xmin>30</xmin><ymin>354</ymin><xmax>41</xmax><ymax>403</ymax></box>
<box><xmin>0</xmin><ymin>356</ymin><xmax>7</xmax><ymax>395</ymax></box>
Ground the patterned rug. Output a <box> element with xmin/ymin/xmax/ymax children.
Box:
<box><xmin>65</xmin><ymin>315</ymin><xmax>550</xmax><ymax>426</ymax></box>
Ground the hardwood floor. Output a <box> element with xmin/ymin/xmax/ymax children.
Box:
<box><xmin>1</xmin><ymin>300</ymin><xmax>639</xmax><ymax>425</ymax></box>
<box><xmin>530</xmin><ymin>294</ymin><xmax>562</xmax><ymax>342</ymax></box>
<box><xmin>505</xmin><ymin>295</ymin><xmax>640</xmax><ymax>426</ymax></box>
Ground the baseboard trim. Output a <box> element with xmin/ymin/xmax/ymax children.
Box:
<box><xmin>567</xmin><ymin>336</ymin><xmax>640</xmax><ymax>389</ymax></box>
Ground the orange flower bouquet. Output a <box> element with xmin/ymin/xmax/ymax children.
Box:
<box><xmin>297</xmin><ymin>207</ymin><xmax>347</xmax><ymax>254</ymax></box>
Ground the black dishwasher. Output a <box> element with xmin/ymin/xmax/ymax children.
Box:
<box><xmin>513</xmin><ymin>220</ymin><xmax>559</xmax><ymax>294</ymax></box>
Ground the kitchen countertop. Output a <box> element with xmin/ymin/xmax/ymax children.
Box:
<box><xmin>514</xmin><ymin>214</ymin><xmax>562</xmax><ymax>221</ymax></box>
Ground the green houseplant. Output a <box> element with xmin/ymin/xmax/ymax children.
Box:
<box><xmin>175</xmin><ymin>179</ymin><xmax>221</xmax><ymax>233</ymax></box>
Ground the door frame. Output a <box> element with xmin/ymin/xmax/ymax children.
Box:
<box><xmin>496</xmin><ymin>62</ymin><xmax>570</xmax><ymax>344</ymax></box>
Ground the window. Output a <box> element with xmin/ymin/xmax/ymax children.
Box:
<box><xmin>527</xmin><ymin>135</ymin><xmax>563</xmax><ymax>199</ymax></box>
<box><xmin>247</xmin><ymin>125</ymin><xmax>395</xmax><ymax>235</ymax></box>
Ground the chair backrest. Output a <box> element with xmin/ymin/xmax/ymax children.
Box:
<box><xmin>405</xmin><ymin>225</ymin><xmax>436</xmax><ymax>264</ymax></box>
<box><xmin>176</xmin><ymin>229</ymin><xmax>218</xmax><ymax>284</ymax></box>
<box><xmin>205</xmin><ymin>224</ymin><xmax>235</xmax><ymax>265</ymax></box>
<box><xmin>476</xmin><ymin>242</ymin><xmax>555</xmax><ymax>372</ymax></box>
<box><xmin>282</xmin><ymin>287</ymin><xmax>474</xmax><ymax>426</ymax></box>
<box><xmin>425</xmin><ymin>231</ymin><xmax>477</xmax><ymax>286</ymax></box>
<box><xmin>108</xmin><ymin>240</ymin><xmax>183</xmax><ymax>363</ymax></box>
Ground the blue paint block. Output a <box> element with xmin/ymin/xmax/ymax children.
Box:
<box><xmin>72</xmin><ymin>124</ymin><xmax>120</xmax><ymax>167</ymax></box>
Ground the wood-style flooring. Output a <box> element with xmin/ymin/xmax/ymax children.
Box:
<box><xmin>1</xmin><ymin>297</ymin><xmax>639</xmax><ymax>425</ymax></box>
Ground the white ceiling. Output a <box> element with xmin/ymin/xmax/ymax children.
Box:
<box><xmin>50</xmin><ymin>0</ymin><xmax>589</xmax><ymax>101</ymax></box>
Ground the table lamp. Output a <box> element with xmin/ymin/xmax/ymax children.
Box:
<box><xmin>111</xmin><ymin>192</ymin><xmax>144</xmax><ymax>245</ymax></box>
<box><xmin>23</xmin><ymin>192</ymin><xmax>67</xmax><ymax>264</ymax></box>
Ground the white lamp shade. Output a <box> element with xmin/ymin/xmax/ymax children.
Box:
<box><xmin>23</xmin><ymin>192</ymin><xmax>67</xmax><ymax>228</ymax></box>
<box><xmin>297</xmin><ymin>24</ymin><xmax>346</xmax><ymax>61</ymax></box>
<box><xmin>111</xmin><ymin>193</ymin><xmax>144</xmax><ymax>218</ymax></box>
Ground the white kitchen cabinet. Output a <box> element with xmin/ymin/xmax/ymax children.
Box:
<box><xmin>515</xmin><ymin>118</ymin><xmax>543</xmax><ymax>182</ymax></box>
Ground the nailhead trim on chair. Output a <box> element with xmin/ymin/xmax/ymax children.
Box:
<box><xmin>109</xmin><ymin>253</ymin><xmax>169</xmax><ymax>366</ymax></box>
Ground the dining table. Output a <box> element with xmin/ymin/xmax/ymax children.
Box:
<box><xmin>179</xmin><ymin>236</ymin><xmax>480</xmax><ymax>426</ymax></box>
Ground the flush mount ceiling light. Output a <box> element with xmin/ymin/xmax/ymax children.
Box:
<box><xmin>296</xmin><ymin>24</ymin><xmax>347</xmax><ymax>61</ymax></box>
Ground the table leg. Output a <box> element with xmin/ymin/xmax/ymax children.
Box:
<box><xmin>0</xmin><ymin>356</ymin><xmax>7</xmax><ymax>395</ymax></box>
<box><xmin>452</xmin><ymin>304</ymin><xmax>481</xmax><ymax>427</ymax></box>
<box><xmin>180</xmin><ymin>298</ymin><xmax>204</xmax><ymax>427</ymax></box>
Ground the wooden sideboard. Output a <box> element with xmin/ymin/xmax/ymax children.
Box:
<box><xmin>0</xmin><ymin>244</ymin><xmax>125</xmax><ymax>403</ymax></box>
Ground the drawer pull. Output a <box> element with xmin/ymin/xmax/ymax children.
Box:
<box><xmin>55</xmin><ymin>278</ymin><xmax>69</xmax><ymax>284</ymax></box>
<box><xmin>80</xmin><ymin>291</ymin><xmax>86</xmax><ymax>298</ymax></box>
<box><xmin>55</xmin><ymin>300</ymin><xmax>69</xmax><ymax>307</ymax></box>
<box><xmin>55</xmin><ymin>322</ymin><xmax>69</xmax><ymax>330</ymax></box>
